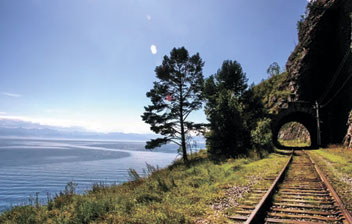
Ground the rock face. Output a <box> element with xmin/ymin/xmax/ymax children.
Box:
<box><xmin>278</xmin><ymin>122</ymin><xmax>311</xmax><ymax>144</ymax></box>
<box><xmin>343</xmin><ymin>110</ymin><xmax>352</xmax><ymax>147</ymax></box>
<box><xmin>278</xmin><ymin>0</ymin><xmax>352</xmax><ymax>144</ymax></box>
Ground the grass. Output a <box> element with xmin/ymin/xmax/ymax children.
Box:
<box><xmin>278</xmin><ymin>139</ymin><xmax>310</xmax><ymax>147</ymax></box>
<box><xmin>308</xmin><ymin>147</ymin><xmax>352</xmax><ymax>213</ymax></box>
<box><xmin>0</xmin><ymin>150</ymin><xmax>289</xmax><ymax>224</ymax></box>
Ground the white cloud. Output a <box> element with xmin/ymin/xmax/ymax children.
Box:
<box><xmin>2</xmin><ymin>92</ymin><xmax>22</xmax><ymax>97</ymax></box>
<box><xmin>150</xmin><ymin>45</ymin><xmax>157</xmax><ymax>54</ymax></box>
<box><xmin>0</xmin><ymin>112</ymin><xmax>6</xmax><ymax>115</ymax></box>
<box><xmin>146</xmin><ymin>15</ymin><xmax>151</xmax><ymax>21</ymax></box>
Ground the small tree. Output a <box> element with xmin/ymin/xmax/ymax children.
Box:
<box><xmin>266</xmin><ymin>62</ymin><xmax>281</xmax><ymax>77</ymax></box>
<box><xmin>141</xmin><ymin>47</ymin><xmax>204</xmax><ymax>162</ymax></box>
<box><xmin>251</xmin><ymin>118</ymin><xmax>273</xmax><ymax>151</ymax></box>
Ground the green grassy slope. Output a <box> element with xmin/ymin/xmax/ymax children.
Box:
<box><xmin>252</xmin><ymin>72</ymin><xmax>290</xmax><ymax>114</ymax></box>
<box><xmin>308</xmin><ymin>148</ymin><xmax>352</xmax><ymax>213</ymax></box>
<box><xmin>0</xmin><ymin>151</ymin><xmax>289</xmax><ymax>224</ymax></box>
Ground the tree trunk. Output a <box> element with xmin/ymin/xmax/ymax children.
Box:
<box><xmin>179</xmin><ymin>82</ymin><xmax>188</xmax><ymax>162</ymax></box>
<box><xmin>180</xmin><ymin>124</ymin><xmax>188</xmax><ymax>162</ymax></box>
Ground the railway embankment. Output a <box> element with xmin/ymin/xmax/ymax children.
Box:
<box><xmin>308</xmin><ymin>147</ymin><xmax>352</xmax><ymax>214</ymax></box>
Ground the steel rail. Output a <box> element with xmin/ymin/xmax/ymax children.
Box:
<box><xmin>307</xmin><ymin>151</ymin><xmax>352</xmax><ymax>224</ymax></box>
<box><xmin>229</xmin><ymin>150</ymin><xmax>352</xmax><ymax>223</ymax></box>
<box><xmin>244</xmin><ymin>150</ymin><xmax>293</xmax><ymax>224</ymax></box>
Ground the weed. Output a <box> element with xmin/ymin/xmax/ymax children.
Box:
<box><xmin>128</xmin><ymin>168</ymin><xmax>141</xmax><ymax>181</ymax></box>
<box><xmin>64</xmin><ymin>181</ymin><xmax>77</xmax><ymax>195</ymax></box>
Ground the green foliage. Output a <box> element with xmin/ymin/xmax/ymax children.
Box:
<box><xmin>141</xmin><ymin>47</ymin><xmax>205</xmax><ymax>162</ymax></box>
<box><xmin>52</xmin><ymin>181</ymin><xmax>77</xmax><ymax>209</ymax></box>
<box><xmin>241</xmin><ymin>86</ymin><xmax>266</xmax><ymax>131</ymax></box>
<box><xmin>296</xmin><ymin>2</ymin><xmax>314</xmax><ymax>36</ymax></box>
<box><xmin>297</xmin><ymin>14</ymin><xmax>306</xmax><ymax>35</ymax></box>
<box><xmin>0</xmin><ymin>206</ymin><xmax>39</xmax><ymax>224</ymax></box>
<box><xmin>251</xmin><ymin>118</ymin><xmax>273</xmax><ymax>151</ymax></box>
<box><xmin>266</xmin><ymin>62</ymin><xmax>281</xmax><ymax>77</ymax></box>
<box><xmin>212</xmin><ymin>60</ymin><xmax>248</xmax><ymax>97</ymax></box>
<box><xmin>74</xmin><ymin>198</ymin><xmax>112</xmax><ymax>224</ymax></box>
<box><xmin>205</xmin><ymin>90</ymin><xmax>249</xmax><ymax>157</ymax></box>
<box><xmin>203</xmin><ymin>60</ymin><xmax>247</xmax><ymax>101</ymax></box>
<box><xmin>0</xmin><ymin>152</ymin><xmax>289</xmax><ymax>223</ymax></box>
<box><xmin>252</xmin><ymin>71</ymin><xmax>289</xmax><ymax>114</ymax></box>
<box><xmin>204</xmin><ymin>60</ymin><xmax>264</xmax><ymax>158</ymax></box>
<box><xmin>136</xmin><ymin>192</ymin><xmax>162</xmax><ymax>204</ymax></box>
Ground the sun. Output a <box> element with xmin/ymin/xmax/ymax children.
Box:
<box><xmin>150</xmin><ymin>45</ymin><xmax>157</xmax><ymax>54</ymax></box>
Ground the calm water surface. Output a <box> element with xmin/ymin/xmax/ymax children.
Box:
<box><xmin>0</xmin><ymin>138</ymin><xmax>181</xmax><ymax>212</ymax></box>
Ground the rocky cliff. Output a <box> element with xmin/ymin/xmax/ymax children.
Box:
<box><xmin>282</xmin><ymin>0</ymin><xmax>352</xmax><ymax>103</ymax></box>
<box><xmin>277</xmin><ymin>0</ymin><xmax>352</xmax><ymax>144</ymax></box>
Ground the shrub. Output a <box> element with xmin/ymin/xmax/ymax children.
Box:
<box><xmin>251</xmin><ymin>118</ymin><xmax>273</xmax><ymax>152</ymax></box>
<box><xmin>74</xmin><ymin>198</ymin><xmax>112</xmax><ymax>223</ymax></box>
<box><xmin>136</xmin><ymin>192</ymin><xmax>162</xmax><ymax>204</ymax></box>
<box><xmin>52</xmin><ymin>181</ymin><xmax>78</xmax><ymax>209</ymax></box>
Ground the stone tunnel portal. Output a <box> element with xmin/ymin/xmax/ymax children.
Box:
<box><xmin>272</xmin><ymin>104</ymin><xmax>318</xmax><ymax>149</ymax></box>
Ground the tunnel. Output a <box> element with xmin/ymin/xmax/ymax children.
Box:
<box><xmin>272</xmin><ymin>110</ymin><xmax>318</xmax><ymax>149</ymax></box>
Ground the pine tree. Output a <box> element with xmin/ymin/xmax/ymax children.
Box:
<box><xmin>141</xmin><ymin>47</ymin><xmax>204</xmax><ymax>162</ymax></box>
<box><xmin>204</xmin><ymin>60</ymin><xmax>264</xmax><ymax>157</ymax></box>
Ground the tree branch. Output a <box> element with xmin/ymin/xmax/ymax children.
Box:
<box><xmin>183</xmin><ymin>110</ymin><xmax>192</xmax><ymax>121</ymax></box>
<box><xmin>169</xmin><ymin>139</ymin><xmax>181</xmax><ymax>146</ymax></box>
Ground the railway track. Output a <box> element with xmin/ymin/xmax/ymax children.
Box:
<box><xmin>228</xmin><ymin>150</ymin><xmax>352</xmax><ymax>223</ymax></box>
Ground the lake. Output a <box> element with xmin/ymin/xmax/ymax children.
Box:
<box><xmin>0</xmin><ymin>138</ymin><xmax>194</xmax><ymax>212</ymax></box>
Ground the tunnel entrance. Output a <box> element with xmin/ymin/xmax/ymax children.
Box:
<box><xmin>278</xmin><ymin>121</ymin><xmax>311</xmax><ymax>148</ymax></box>
<box><xmin>272</xmin><ymin>105</ymin><xmax>318</xmax><ymax>149</ymax></box>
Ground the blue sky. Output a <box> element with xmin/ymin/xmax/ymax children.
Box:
<box><xmin>0</xmin><ymin>0</ymin><xmax>308</xmax><ymax>133</ymax></box>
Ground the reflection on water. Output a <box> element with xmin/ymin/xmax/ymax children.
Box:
<box><xmin>0</xmin><ymin>138</ymin><xmax>181</xmax><ymax>212</ymax></box>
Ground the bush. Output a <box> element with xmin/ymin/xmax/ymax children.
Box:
<box><xmin>52</xmin><ymin>181</ymin><xmax>78</xmax><ymax>209</ymax></box>
<box><xmin>74</xmin><ymin>198</ymin><xmax>112</xmax><ymax>224</ymax></box>
<box><xmin>0</xmin><ymin>206</ymin><xmax>38</xmax><ymax>224</ymax></box>
<box><xmin>251</xmin><ymin>118</ymin><xmax>273</xmax><ymax>152</ymax></box>
<box><xmin>136</xmin><ymin>192</ymin><xmax>162</xmax><ymax>204</ymax></box>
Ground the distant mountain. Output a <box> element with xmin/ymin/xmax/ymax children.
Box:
<box><xmin>0</xmin><ymin>118</ymin><xmax>204</xmax><ymax>142</ymax></box>
<box><xmin>0</xmin><ymin>118</ymin><xmax>158</xmax><ymax>141</ymax></box>
<box><xmin>0</xmin><ymin>119</ymin><xmax>86</xmax><ymax>132</ymax></box>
